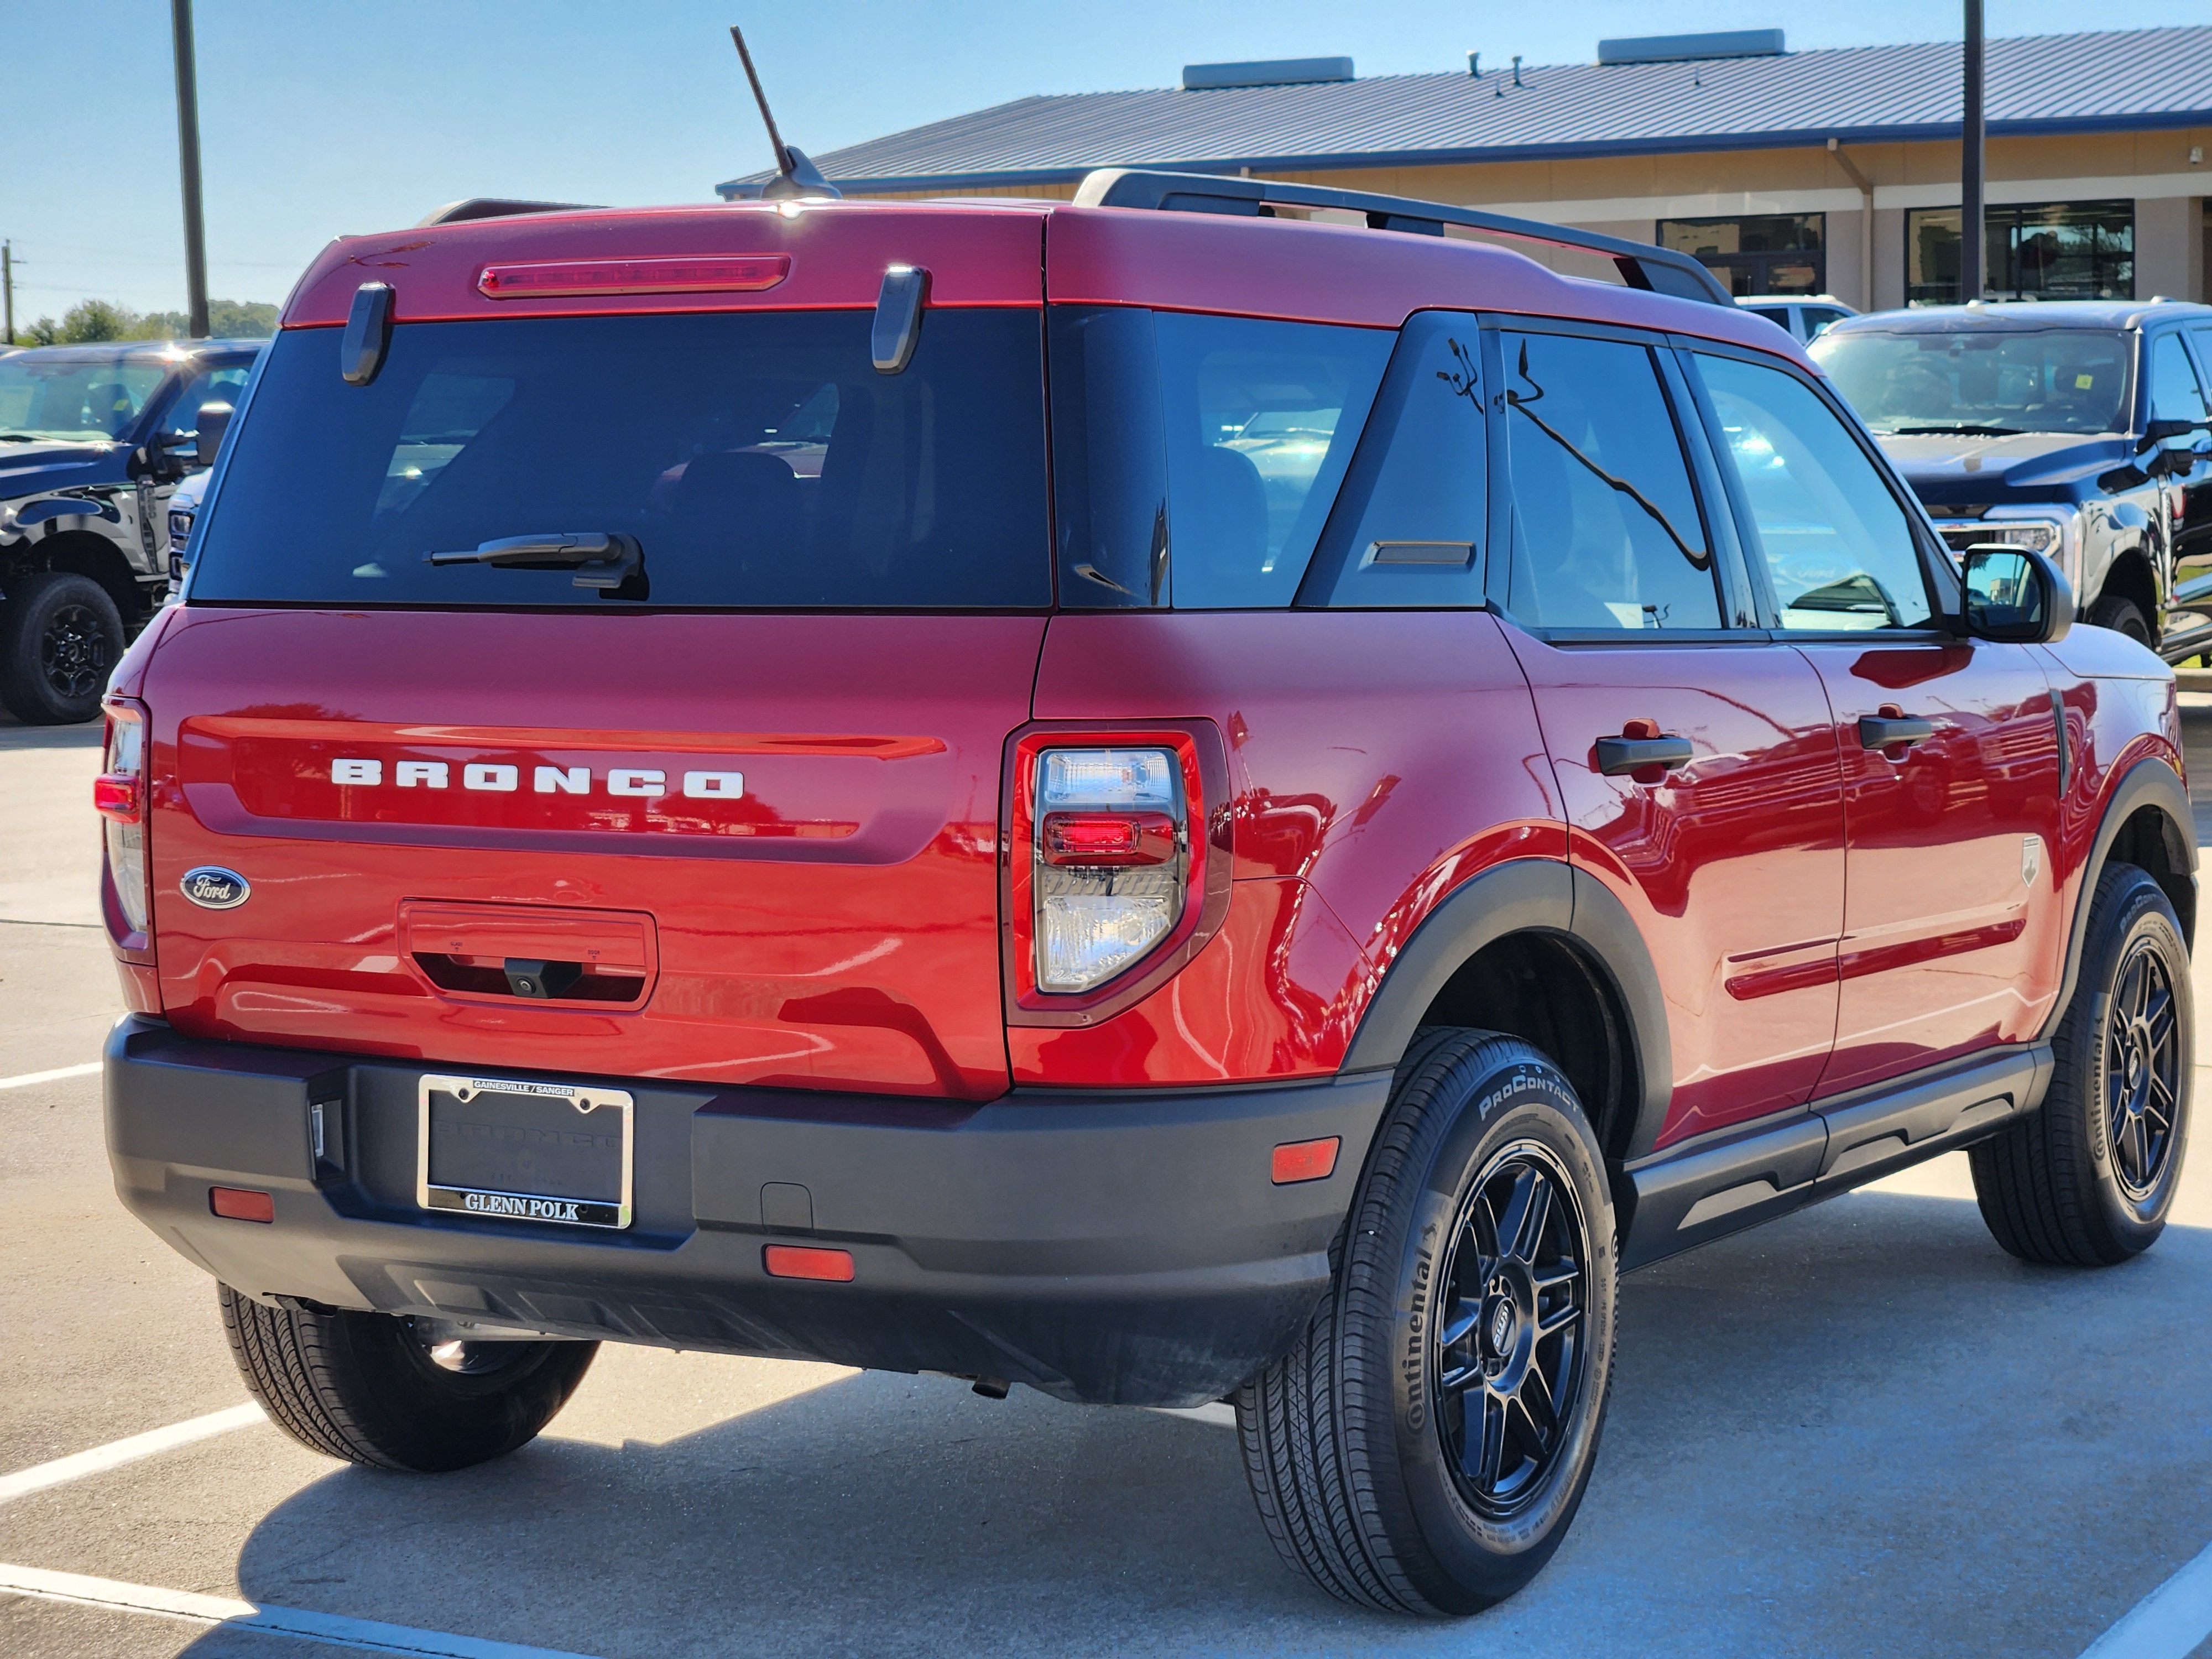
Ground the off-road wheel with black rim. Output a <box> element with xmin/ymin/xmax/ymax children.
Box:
<box><xmin>1970</xmin><ymin>862</ymin><xmax>2192</xmax><ymax>1265</ymax></box>
<box><xmin>218</xmin><ymin>1284</ymin><xmax>598</xmax><ymax>1472</ymax></box>
<box><xmin>0</xmin><ymin>570</ymin><xmax>126</xmax><ymax>724</ymax></box>
<box><xmin>1234</xmin><ymin>1029</ymin><xmax>1617</xmax><ymax>1614</ymax></box>
<box><xmin>2087</xmin><ymin>594</ymin><xmax>2153</xmax><ymax>649</ymax></box>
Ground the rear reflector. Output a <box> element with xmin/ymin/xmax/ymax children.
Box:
<box><xmin>763</xmin><ymin>1244</ymin><xmax>855</xmax><ymax>1282</ymax></box>
<box><xmin>210</xmin><ymin>1186</ymin><xmax>275</xmax><ymax>1223</ymax></box>
<box><xmin>1271</xmin><ymin>1137</ymin><xmax>1341</xmax><ymax>1185</ymax></box>
<box><xmin>92</xmin><ymin>773</ymin><xmax>140</xmax><ymax>822</ymax></box>
<box><xmin>478</xmin><ymin>254</ymin><xmax>791</xmax><ymax>300</ymax></box>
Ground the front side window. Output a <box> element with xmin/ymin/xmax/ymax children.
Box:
<box><xmin>1498</xmin><ymin>330</ymin><xmax>1718</xmax><ymax>632</ymax></box>
<box><xmin>1697</xmin><ymin>353</ymin><xmax>1932</xmax><ymax>631</ymax></box>
<box><xmin>1049</xmin><ymin>309</ymin><xmax>1390</xmax><ymax>608</ymax></box>
<box><xmin>2150</xmin><ymin>332</ymin><xmax>2209</xmax><ymax>430</ymax></box>
<box><xmin>193</xmin><ymin>310</ymin><xmax>1051</xmax><ymax>609</ymax></box>
<box><xmin>158</xmin><ymin>361</ymin><xmax>254</xmax><ymax>439</ymax></box>
<box><xmin>1813</xmin><ymin>327</ymin><xmax>2131</xmax><ymax>439</ymax></box>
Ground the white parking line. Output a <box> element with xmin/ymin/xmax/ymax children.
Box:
<box><xmin>0</xmin><ymin>1060</ymin><xmax>99</xmax><ymax>1091</ymax></box>
<box><xmin>0</xmin><ymin>1562</ymin><xmax>602</xmax><ymax>1658</ymax></box>
<box><xmin>0</xmin><ymin>1403</ymin><xmax>264</xmax><ymax>1505</ymax></box>
<box><xmin>2079</xmin><ymin>1538</ymin><xmax>2212</xmax><ymax>1658</ymax></box>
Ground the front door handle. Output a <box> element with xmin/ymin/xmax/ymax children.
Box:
<box><xmin>1859</xmin><ymin>713</ymin><xmax>1936</xmax><ymax>750</ymax></box>
<box><xmin>1595</xmin><ymin>734</ymin><xmax>1695</xmax><ymax>776</ymax></box>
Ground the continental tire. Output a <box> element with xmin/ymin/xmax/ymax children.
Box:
<box><xmin>1970</xmin><ymin>863</ymin><xmax>2192</xmax><ymax>1266</ymax></box>
<box><xmin>0</xmin><ymin>570</ymin><xmax>124</xmax><ymax>725</ymax></box>
<box><xmin>1234</xmin><ymin>1029</ymin><xmax>1618</xmax><ymax>1614</ymax></box>
<box><xmin>218</xmin><ymin>1284</ymin><xmax>598</xmax><ymax>1472</ymax></box>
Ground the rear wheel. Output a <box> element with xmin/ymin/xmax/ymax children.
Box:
<box><xmin>1970</xmin><ymin>863</ymin><xmax>2192</xmax><ymax>1265</ymax></box>
<box><xmin>1234</xmin><ymin>1030</ymin><xmax>1617</xmax><ymax>1614</ymax></box>
<box><xmin>218</xmin><ymin>1284</ymin><xmax>598</xmax><ymax>1472</ymax></box>
<box><xmin>2087</xmin><ymin>593</ymin><xmax>2153</xmax><ymax>649</ymax></box>
<box><xmin>0</xmin><ymin>570</ymin><xmax>125</xmax><ymax>724</ymax></box>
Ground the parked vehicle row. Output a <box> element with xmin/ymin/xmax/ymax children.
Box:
<box><xmin>0</xmin><ymin>340</ymin><xmax>255</xmax><ymax>722</ymax></box>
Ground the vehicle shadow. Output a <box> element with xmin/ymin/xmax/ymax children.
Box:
<box><xmin>188</xmin><ymin>1189</ymin><xmax>2212</xmax><ymax>1659</ymax></box>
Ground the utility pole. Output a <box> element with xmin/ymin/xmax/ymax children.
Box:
<box><xmin>170</xmin><ymin>0</ymin><xmax>210</xmax><ymax>338</ymax></box>
<box><xmin>1959</xmin><ymin>0</ymin><xmax>1985</xmax><ymax>303</ymax></box>
<box><xmin>2</xmin><ymin>242</ymin><xmax>14</xmax><ymax>347</ymax></box>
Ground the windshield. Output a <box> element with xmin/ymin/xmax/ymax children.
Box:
<box><xmin>1811</xmin><ymin>327</ymin><xmax>2131</xmax><ymax>437</ymax></box>
<box><xmin>0</xmin><ymin>354</ymin><xmax>170</xmax><ymax>441</ymax></box>
<box><xmin>192</xmin><ymin>310</ymin><xmax>1051</xmax><ymax>609</ymax></box>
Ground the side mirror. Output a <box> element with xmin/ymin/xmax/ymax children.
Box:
<box><xmin>191</xmin><ymin>402</ymin><xmax>232</xmax><ymax>467</ymax></box>
<box><xmin>1958</xmin><ymin>545</ymin><xmax>2072</xmax><ymax>644</ymax></box>
<box><xmin>2136</xmin><ymin>416</ymin><xmax>2211</xmax><ymax>453</ymax></box>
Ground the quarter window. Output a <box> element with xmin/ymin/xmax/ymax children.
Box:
<box><xmin>1498</xmin><ymin>331</ymin><xmax>1718</xmax><ymax>632</ymax></box>
<box><xmin>1696</xmin><ymin>354</ymin><xmax>1932</xmax><ymax>631</ymax></box>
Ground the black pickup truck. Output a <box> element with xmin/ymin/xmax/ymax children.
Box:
<box><xmin>1813</xmin><ymin>299</ymin><xmax>2212</xmax><ymax>661</ymax></box>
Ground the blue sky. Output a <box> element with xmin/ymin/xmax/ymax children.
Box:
<box><xmin>0</xmin><ymin>0</ymin><xmax>2168</xmax><ymax>319</ymax></box>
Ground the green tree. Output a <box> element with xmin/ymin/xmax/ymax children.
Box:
<box><xmin>55</xmin><ymin>299</ymin><xmax>137</xmax><ymax>342</ymax></box>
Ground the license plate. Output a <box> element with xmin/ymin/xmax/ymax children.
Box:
<box><xmin>416</xmin><ymin>1073</ymin><xmax>633</xmax><ymax>1230</ymax></box>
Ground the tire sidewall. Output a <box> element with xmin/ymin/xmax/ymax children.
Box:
<box><xmin>1369</xmin><ymin>1048</ymin><xmax>1617</xmax><ymax>1602</ymax></box>
<box><xmin>2075</xmin><ymin>877</ymin><xmax>2192</xmax><ymax>1243</ymax></box>
<box><xmin>2</xmin><ymin>571</ymin><xmax>125</xmax><ymax>724</ymax></box>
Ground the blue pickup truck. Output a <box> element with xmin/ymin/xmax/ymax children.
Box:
<box><xmin>1812</xmin><ymin>300</ymin><xmax>2212</xmax><ymax>661</ymax></box>
<box><xmin>0</xmin><ymin>339</ymin><xmax>259</xmax><ymax>721</ymax></box>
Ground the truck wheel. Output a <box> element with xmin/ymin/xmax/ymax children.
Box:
<box><xmin>218</xmin><ymin>1284</ymin><xmax>598</xmax><ymax>1472</ymax></box>
<box><xmin>0</xmin><ymin>570</ymin><xmax>125</xmax><ymax>724</ymax></box>
<box><xmin>1234</xmin><ymin>1030</ymin><xmax>1617</xmax><ymax>1614</ymax></box>
<box><xmin>2086</xmin><ymin>594</ymin><xmax>2152</xmax><ymax>648</ymax></box>
<box><xmin>1971</xmin><ymin>864</ymin><xmax>2192</xmax><ymax>1266</ymax></box>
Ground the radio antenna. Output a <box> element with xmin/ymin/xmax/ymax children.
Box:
<box><xmin>729</xmin><ymin>25</ymin><xmax>840</xmax><ymax>201</ymax></box>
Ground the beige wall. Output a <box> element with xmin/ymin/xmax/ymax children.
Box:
<box><xmin>881</xmin><ymin>127</ymin><xmax>2212</xmax><ymax>306</ymax></box>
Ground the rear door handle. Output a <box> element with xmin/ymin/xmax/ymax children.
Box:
<box><xmin>1858</xmin><ymin>714</ymin><xmax>1937</xmax><ymax>750</ymax></box>
<box><xmin>1595</xmin><ymin>735</ymin><xmax>1695</xmax><ymax>776</ymax></box>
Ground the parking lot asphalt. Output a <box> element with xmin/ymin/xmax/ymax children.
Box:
<box><xmin>6</xmin><ymin>703</ymin><xmax>2212</xmax><ymax>1659</ymax></box>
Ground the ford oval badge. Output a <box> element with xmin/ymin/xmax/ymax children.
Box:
<box><xmin>180</xmin><ymin>867</ymin><xmax>251</xmax><ymax>910</ymax></box>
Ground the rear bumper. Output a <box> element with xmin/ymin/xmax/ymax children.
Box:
<box><xmin>103</xmin><ymin>1016</ymin><xmax>1387</xmax><ymax>1406</ymax></box>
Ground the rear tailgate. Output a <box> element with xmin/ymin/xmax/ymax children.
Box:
<box><xmin>144</xmin><ymin>607</ymin><xmax>1036</xmax><ymax>1098</ymax></box>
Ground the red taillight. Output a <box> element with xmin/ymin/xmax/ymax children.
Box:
<box><xmin>1271</xmin><ymin>1137</ymin><xmax>1342</xmax><ymax>1185</ymax></box>
<box><xmin>763</xmin><ymin>1244</ymin><xmax>855</xmax><ymax>1282</ymax></box>
<box><xmin>93</xmin><ymin>773</ymin><xmax>139</xmax><ymax>822</ymax></box>
<box><xmin>210</xmin><ymin>1186</ymin><xmax>274</xmax><ymax>1223</ymax></box>
<box><xmin>98</xmin><ymin>698</ymin><xmax>153</xmax><ymax>945</ymax></box>
<box><xmin>478</xmin><ymin>254</ymin><xmax>791</xmax><ymax>300</ymax></box>
<box><xmin>1040</xmin><ymin>811</ymin><xmax>1177</xmax><ymax>867</ymax></box>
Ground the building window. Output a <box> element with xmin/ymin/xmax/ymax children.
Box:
<box><xmin>1656</xmin><ymin>214</ymin><xmax>1825</xmax><ymax>298</ymax></box>
<box><xmin>1906</xmin><ymin>201</ymin><xmax>2134</xmax><ymax>304</ymax></box>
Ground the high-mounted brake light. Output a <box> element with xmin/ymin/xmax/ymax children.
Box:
<box><xmin>477</xmin><ymin>254</ymin><xmax>791</xmax><ymax>300</ymax></box>
<box><xmin>97</xmin><ymin>699</ymin><xmax>152</xmax><ymax>942</ymax></box>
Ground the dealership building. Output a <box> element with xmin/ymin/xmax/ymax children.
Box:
<box><xmin>720</xmin><ymin>25</ymin><xmax>2212</xmax><ymax>310</ymax></box>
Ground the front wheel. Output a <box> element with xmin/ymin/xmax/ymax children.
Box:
<box><xmin>0</xmin><ymin>570</ymin><xmax>125</xmax><ymax>724</ymax></box>
<box><xmin>1971</xmin><ymin>864</ymin><xmax>2192</xmax><ymax>1265</ymax></box>
<box><xmin>1234</xmin><ymin>1030</ymin><xmax>1618</xmax><ymax>1615</ymax></box>
<box><xmin>219</xmin><ymin>1284</ymin><xmax>598</xmax><ymax>1472</ymax></box>
<box><xmin>2086</xmin><ymin>593</ymin><xmax>2153</xmax><ymax>649</ymax></box>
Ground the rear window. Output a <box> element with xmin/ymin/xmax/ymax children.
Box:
<box><xmin>191</xmin><ymin>310</ymin><xmax>1051</xmax><ymax>609</ymax></box>
<box><xmin>1049</xmin><ymin>308</ymin><xmax>1391</xmax><ymax>607</ymax></box>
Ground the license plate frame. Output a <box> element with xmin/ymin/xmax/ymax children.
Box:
<box><xmin>416</xmin><ymin>1073</ymin><xmax>634</xmax><ymax>1230</ymax></box>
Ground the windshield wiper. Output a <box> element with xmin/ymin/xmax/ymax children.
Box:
<box><xmin>1889</xmin><ymin>424</ymin><xmax>2023</xmax><ymax>437</ymax></box>
<box><xmin>425</xmin><ymin>532</ymin><xmax>643</xmax><ymax>592</ymax></box>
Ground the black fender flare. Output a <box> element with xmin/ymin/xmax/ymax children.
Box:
<box><xmin>2039</xmin><ymin>755</ymin><xmax>2197</xmax><ymax>1042</ymax></box>
<box><xmin>1339</xmin><ymin>858</ymin><xmax>1673</xmax><ymax>1161</ymax></box>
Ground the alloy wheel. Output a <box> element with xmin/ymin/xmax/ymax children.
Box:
<box><xmin>2105</xmin><ymin>935</ymin><xmax>2179</xmax><ymax>1199</ymax></box>
<box><xmin>1433</xmin><ymin>1140</ymin><xmax>1591</xmax><ymax>1519</ymax></box>
<box><xmin>39</xmin><ymin>601</ymin><xmax>111</xmax><ymax>701</ymax></box>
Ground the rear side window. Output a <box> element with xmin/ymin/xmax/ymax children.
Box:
<box><xmin>1498</xmin><ymin>330</ymin><xmax>1718</xmax><ymax>632</ymax></box>
<box><xmin>1050</xmin><ymin>309</ymin><xmax>1390</xmax><ymax>608</ymax></box>
<box><xmin>1695</xmin><ymin>353</ymin><xmax>1932</xmax><ymax>630</ymax></box>
<box><xmin>192</xmin><ymin>310</ymin><xmax>1051</xmax><ymax>609</ymax></box>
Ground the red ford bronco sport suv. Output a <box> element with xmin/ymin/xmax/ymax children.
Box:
<box><xmin>99</xmin><ymin>170</ymin><xmax>2195</xmax><ymax>1615</ymax></box>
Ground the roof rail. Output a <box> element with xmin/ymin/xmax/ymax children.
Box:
<box><xmin>415</xmin><ymin>198</ymin><xmax>604</xmax><ymax>228</ymax></box>
<box><xmin>1071</xmin><ymin>169</ymin><xmax>1733</xmax><ymax>307</ymax></box>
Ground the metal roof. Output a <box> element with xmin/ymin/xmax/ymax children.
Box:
<box><xmin>718</xmin><ymin>26</ymin><xmax>2212</xmax><ymax>197</ymax></box>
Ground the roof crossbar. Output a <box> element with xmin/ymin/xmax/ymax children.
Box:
<box><xmin>1072</xmin><ymin>168</ymin><xmax>1734</xmax><ymax>306</ymax></box>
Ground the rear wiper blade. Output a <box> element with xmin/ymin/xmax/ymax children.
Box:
<box><xmin>1890</xmin><ymin>424</ymin><xmax>2023</xmax><ymax>436</ymax></box>
<box><xmin>425</xmin><ymin>532</ymin><xmax>642</xmax><ymax>590</ymax></box>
